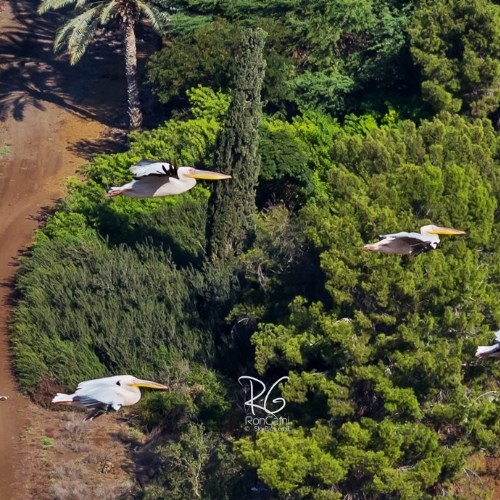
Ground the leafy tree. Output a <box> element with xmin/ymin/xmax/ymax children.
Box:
<box><xmin>147</xmin><ymin>20</ymin><xmax>240</xmax><ymax>105</ymax></box>
<box><xmin>409</xmin><ymin>0</ymin><xmax>500</xmax><ymax>116</ymax></box>
<box><xmin>142</xmin><ymin>423</ymin><xmax>243</xmax><ymax>500</ymax></box>
<box><xmin>38</xmin><ymin>0</ymin><xmax>168</xmax><ymax>128</ymax></box>
<box><xmin>235</xmin><ymin>112</ymin><xmax>500</xmax><ymax>498</ymax></box>
<box><xmin>147</xmin><ymin>0</ymin><xmax>415</xmax><ymax>116</ymax></box>
<box><xmin>206</xmin><ymin>28</ymin><xmax>267</xmax><ymax>261</ymax></box>
<box><xmin>147</xmin><ymin>18</ymin><xmax>294</xmax><ymax>110</ymax></box>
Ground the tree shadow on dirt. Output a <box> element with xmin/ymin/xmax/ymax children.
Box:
<box><xmin>68</xmin><ymin>127</ymin><xmax>130</xmax><ymax>160</ymax></box>
<box><xmin>0</xmin><ymin>0</ymin><xmax>155</xmax><ymax>127</ymax></box>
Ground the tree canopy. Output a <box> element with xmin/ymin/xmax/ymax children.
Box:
<box><xmin>19</xmin><ymin>0</ymin><xmax>500</xmax><ymax>497</ymax></box>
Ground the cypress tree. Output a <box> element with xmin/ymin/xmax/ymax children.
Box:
<box><xmin>206</xmin><ymin>28</ymin><xmax>267</xmax><ymax>261</ymax></box>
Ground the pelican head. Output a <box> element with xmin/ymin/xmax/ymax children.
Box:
<box><xmin>179</xmin><ymin>167</ymin><xmax>232</xmax><ymax>181</ymax></box>
<box><xmin>421</xmin><ymin>225</ymin><xmax>466</xmax><ymax>236</ymax></box>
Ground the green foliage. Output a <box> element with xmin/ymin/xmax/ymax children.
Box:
<box><xmin>147</xmin><ymin>20</ymin><xmax>240</xmax><ymax>105</ymax></box>
<box><xmin>138</xmin><ymin>366</ymin><xmax>231</xmax><ymax>432</ymax></box>
<box><xmin>235</xmin><ymin>112</ymin><xmax>500</xmax><ymax>498</ymax></box>
<box><xmin>236</xmin><ymin>425</ymin><xmax>344</xmax><ymax>497</ymax></box>
<box><xmin>0</xmin><ymin>142</ymin><xmax>11</xmax><ymax>155</ymax></box>
<box><xmin>148</xmin><ymin>0</ymin><xmax>415</xmax><ymax>116</ymax></box>
<box><xmin>142</xmin><ymin>423</ymin><xmax>243</xmax><ymax>500</ymax></box>
<box><xmin>41</xmin><ymin>436</ymin><xmax>54</xmax><ymax>450</ymax></box>
<box><xmin>240</xmin><ymin>206</ymin><xmax>307</xmax><ymax>294</ymax></box>
<box><xmin>409</xmin><ymin>0</ymin><xmax>500</xmax><ymax>116</ymax></box>
<box><xmin>290</xmin><ymin>70</ymin><xmax>355</xmax><ymax>115</ymax></box>
<box><xmin>206</xmin><ymin>28</ymin><xmax>267</xmax><ymax>260</ymax></box>
<box><xmin>148</xmin><ymin>19</ymin><xmax>293</xmax><ymax>109</ymax></box>
<box><xmin>12</xmin><ymin>231</ymin><xmax>209</xmax><ymax>392</ymax></box>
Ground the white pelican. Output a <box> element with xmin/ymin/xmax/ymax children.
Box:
<box><xmin>476</xmin><ymin>330</ymin><xmax>500</xmax><ymax>359</ymax></box>
<box><xmin>105</xmin><ymin>159</ymin><xmax>231</xmax><ymax>198</ymax></box>
<box><xmin>361</xmin><ymin>225</ymin><xmax>466</xmax><ymax>256</ymax></box>
<box><xmin>52</xmin><ymin>375</ymin><xmax>169</xmax><ymax>420</ymax></box>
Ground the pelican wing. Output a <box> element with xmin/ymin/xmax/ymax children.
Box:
<box><xmin>374</xmin><ymin>236</ymin><xmax>434</xmax><ymax>256</ymax></box>
<box><xmin>495</xmin><ymin>329</ymin><xmax>500</xmax><ymax>342</ymax></box>
<box><xmin>129</xmin><ymin>160</ymin><xmax>177</xmax><ymax>180</ymax></box>
<box><xmin>380</xmin><ymin>231</ymin><xmax>422</xmax><ymax>239</ymax></box>
<box><xmin>476</xmin><ymin>343</ymin><xmax>500</xmax><ymax>358</ymax></box>
<box><xmin>73</xmin><ymin>379</ymin><xmax>125</xmax><ymax>412</ymax></box>
<box><xmin>393</xmin><ymin>236</ymin><xmax>434</xmax><ymax>256</ymax></box>
<box><xmin>73</xmin><ymin>395</ymin><xmax>114</xmax><ymax>410</ymax></box>
<box><xmin>76</xmin><ymin>375</ymin><xmax>124</xmax><ymax>389</ymax></box>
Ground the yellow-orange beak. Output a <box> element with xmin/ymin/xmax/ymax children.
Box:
<box><xmin>184</xmin><ymin>169</ymin><xmax>232</xmax><ymax>180</ymax></box>
<box><xmin>427</xmin><ymin>226</ymin><xmax>466</xmax><ymax>235</ymax></box>
<box><xmin>131</xmin><ymin>380</ymin><xmax>169</xmax><ymax>390</ymax></box>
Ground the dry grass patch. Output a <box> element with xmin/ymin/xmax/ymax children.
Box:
<box><xmin>51</xmin><ymin>482</ymin><xmax>125</xmax><ymax>500</ymax></box>
<box><xmin>18</xmin><ymin>403</ymin><xmax>138</xmax><ymax>499</ymax></box>
<box><xmin>50</xmin><ymin>462</ymin><xmax>84</xmax><ymax>480</ymax></box>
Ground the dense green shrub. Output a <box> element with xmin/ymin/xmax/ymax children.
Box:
<box><xmin>12</xmin><ymin>231</ymin><xmax>209</xmax><ymax>392</ymax></box>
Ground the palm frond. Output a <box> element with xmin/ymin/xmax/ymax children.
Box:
<box><xmin>54</xmin><ymin>6</ymin><xmax>102</xmax><ymax>64</ymax></box>
<box><xmin>54</xmin><ymin>20</ymin><xmax>77</xmax><ymax>52</ymax></box>
<box><xmin>135</xmin><ymin>2</ymin><xmax>169</xmax><ymax>33</ymax></box>
<box><xmin>38</xmin><ymin>0</ymin><xmax>79</xmax><ymax>14</ymax></box>
<box><xmin>99</xmin><ymin>0</ymin><xmax>118</xmax><ymax>24</ymax></box>
<box><xmin>69</xmin><ymin>21</ymin><xmax>99</xmax><ymax>64</ymax></box>
<box><xmin>75</xmin><ymin>0</ymin><xmax>92</xmax><ymax>9</ymax></box>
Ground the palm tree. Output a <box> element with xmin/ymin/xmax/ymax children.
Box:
<box><xmin>38</xmin><ymin>0</ymin><xmax>168</xmax><ymax>129</ymax></box>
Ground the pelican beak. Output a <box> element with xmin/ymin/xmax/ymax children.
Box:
<box><xmin>131</xmin><ymin>380</ymin><xmax>169</xmax><ymax>390</ymax></box>
<box><xmin>427</xmin><ymin>226</ymin><xmax>466</xmax><ymax>235</ymax></box>
<box><xmin>184</xmin><ymin>169</ymin><xmax>232</xmax><ymax>180</ymax></box>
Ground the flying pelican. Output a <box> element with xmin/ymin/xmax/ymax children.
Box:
<box><xmin>105</xmin><ymin>159</ymin><xmax>231</xmax><ymax>198</ymax></box>
<box><xmin>52</xmin><ymin>375</ymin><xmax>169</xmax><ymax>420</ymax></box>
<box><xmin>361</xmin><ymin>225</ymin><xmax>466</xmax><ymax>256</ymax></box>
<box><xmin>476</xmin><ymin>330</ymin><xmax>500</xmax><ymax>359</ymax></box>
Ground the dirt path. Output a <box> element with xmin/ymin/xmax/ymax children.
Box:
<box><xmin>0</xmin><ymin>0</ymin><xmax>125</xmax><ymax>497</ymax></box>
<box><xmin>0</xmin><ymin>103</ymin><xmax>106</xmax><ymax>499</ymax></box>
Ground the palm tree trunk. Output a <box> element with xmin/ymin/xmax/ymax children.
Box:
<box><xmin>124</xmin><ymin>21</ymin><xmax>142</xmax><ymax>130</ymax></box>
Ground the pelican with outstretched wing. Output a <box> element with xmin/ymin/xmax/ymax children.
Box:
<box><xmin>105</xmin><ymin>159</ymin><xmax>231</xmax><ymax>199</ymax></box>
<box><xmin>52</xmin><ymin>375</ymin><xmax>169</xmax><ymax>420</ymax></box>
<box><xmin>476</xmin><ymin>330</ymin><xmax>500</xmax><ymax>359</ymax></box>
<box><xmin>361</xmin><ymin>225</ymin><xmax>466</xmax><ymax>256</ymax></box>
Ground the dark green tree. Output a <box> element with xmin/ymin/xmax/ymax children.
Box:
<box><xmin>236</xmin><ymin>112</ymin><xmax>500</xmax><ymax>498</ymax></box>
<box><xmin>409</xmin><ymin>0</ymin><xmax>500</xmax><ymax>116</ymax></box>
<box><xmin>148</xmin><ymin>0</ymin><xmax>415</xmax><ymax>116</ymax></box>
<box><xmin>205</xmin><ymin>28</ymin><xmax>267</xmax><ymax>261</ymax></box>
<box><xmin>147</xmin><ymin>19</ymin><xmax>293</xmax><ymax>110</ymax></box>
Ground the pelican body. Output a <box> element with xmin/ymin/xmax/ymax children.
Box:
<box><xmin>361</xmin><ymin>225</ymin><xmax>466</xmax><ymax>256</ymax></box>
<box><xmin>476</xmin><ymin>330</ymin><xmax>500</xmax><ymax>359</ymax></box>
<box><xmin>105</xmin><ymin>160</ymin><xmax>231</xmax><ymax>199</ymax></box>
<box><xmin>52</xmin><ymin>375</ymin><xmax>169</xmax><ymax>420</ymax></box>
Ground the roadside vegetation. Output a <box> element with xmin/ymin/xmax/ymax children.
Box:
<box><xmin>11</xmin><ymin>0</ymin><xmax>500</xmax><ymax>498</ymax></box>
<box><xmin>0</xmin><ymin>142</ymin><xmax>11</xmax><ymax>155</ymax></box>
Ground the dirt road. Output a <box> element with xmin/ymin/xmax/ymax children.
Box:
<box><xmin>0</xmin><ymin>0</ymin><xmax>122</xmax><ymax>496</ymax></box>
